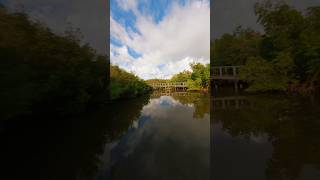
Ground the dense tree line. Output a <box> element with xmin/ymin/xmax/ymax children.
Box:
<box><xmin>110</xmin><ymin>65</ymin><xmax>151</xmax><ymax>100</ymax></box>
<box><xmin>170</xmin><ymin>63</ymin><xmax>210</xmax><ymax>91</ymax></box>
<box><xmin>0</xmin><ymin>5</ymin><xmax>108</xmax><ymax>120</ymax></box>
<box><xmin>211</xmin><ymin>0</ymin><xmax>320</xmax><ymax>92</ymax></box>
<box><xmin>145</xmin><ymin>63</ymin><xmax>210</xmax><ymax>91</ymax></box>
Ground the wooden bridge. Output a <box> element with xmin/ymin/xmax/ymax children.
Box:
<box><xmin>211</xmin><ymin>66</ymin><xmax>244</xmax><ymax>91</ymax></box>
<box><xmin>150</xmin><ymin>82</ymin><xmax>188</xmax><ymax>90</ymax></box>
<box><xmin>211</xmin><ymin>66</ymin><xmax>241</xmax><ymax>80</ymax></box>
<box><xmin>149</xmin><ymin>66</ymin><xmax>242</xmax><ymax>90</ymax></box>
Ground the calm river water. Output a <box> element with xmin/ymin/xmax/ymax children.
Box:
<box><xmin>1</xmin><ymin>89</ymin><xmax>320</xmax><ymax>180</ymax></box>
<box><xmin>212</xmin><ymin>88</ymin><xmax>320</xmax><ymax>180</ymax></box>
<box><xmin>100</xmin><ymin>91</ymin><xmax>211</xmax><ymax>180</ymax></box>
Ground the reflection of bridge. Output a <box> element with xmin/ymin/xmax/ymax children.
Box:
<box><xmin>150</xmin><ymin>82</ymin><xmax>188</xmax><ymax>90</ymax></box>
<box><xmin>211</xmin><ymin>66</ymin><xmax>241</xmax><ymax>80</ymax></box>
<box><xmin>150</xmin><ymin>91</ymin><xmax>188</xmax><ymax>98</ymax></box>
<box><xmin>213</xmin><ymin>96</ymin><xmax>252</xmax><ymax>110</ymax></box>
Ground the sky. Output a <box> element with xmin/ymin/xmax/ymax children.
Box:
<box><xmin>110</xmin><ymin>0</ymin><xmax>210</xmax><ymax>80</ymax></box>
<box><xmin>0</xmin><ymin>0</ymin><xmax>108</xmax><ymax>54</ymax></box>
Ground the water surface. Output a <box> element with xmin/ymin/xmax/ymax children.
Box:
<box><xmin>0</xmin><ymin>91</ymin><xmax>210</xmax><ymax>180</ymax></box>
<box><xmin>2</xmin><ymin>90</ymin><xmax>320</xmax><ymax>180</ymax></box>
<box><xmin>102</xmin><ymin>92</ymin><xmax>210</xmax><ymax>180</ymax></box>
<box><xmin>211</xmin><ymin>89</ymin><xmax>320</xmax><ymax>180</ymax></box>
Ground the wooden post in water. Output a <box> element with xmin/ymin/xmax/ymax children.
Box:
<box><xmin>232</xmin><ymin>66</ymin><xmax>236</xmax><ymax>77</ymax></box>
<box><xmin>234</xmin><ymin>81</ymin><xmax>238</xmax><ymax>92</ymax></box>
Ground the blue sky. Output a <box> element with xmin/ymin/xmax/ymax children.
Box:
<box><xmin>110</xmin><ymin>0</ymin><xmax>210</xmax><ymax>79</ymax></box>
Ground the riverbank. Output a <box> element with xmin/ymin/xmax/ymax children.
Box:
<box><xmin>109</xmin><ymin>65</ymin><xmax>152</xmax><ymax>100</ymax></box>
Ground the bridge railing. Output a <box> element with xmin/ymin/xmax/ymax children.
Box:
<box><xmin>151</xmin><ymin>91</ymin><xmax>188</xmax><ymax>98</ymax></box>
<box><xmin>150</xmin><ymin>82</ymin><xmax>188</xmax><ymax>88</ymax></box>
<box><xmin>211</xmin><ymin>66</ymin><xmax>242</xmax><ymax>80</ymax></box>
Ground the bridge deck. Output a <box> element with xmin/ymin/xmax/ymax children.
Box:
<box><xmin>150</xmin><ymin>82</ymin><xmax>188</xmax><ymax>89</ymax></box>
<box><xmin>149</xmin><ymin>66</ymin><xmax>242</xmax><ymax>89</ymax></box>
<box><xmin>211</xmin><ymin>66</ymin><xmax>241</xmax><ymax>80</ymax></box>
<box><xmin>150</xmin><ymin>91</ymin><xmax>188</xmax><ymax>98</ymax></box>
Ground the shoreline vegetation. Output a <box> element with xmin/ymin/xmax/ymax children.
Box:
<box><xmin>0</xmin><ymin>5</ymin><xmax>108</xmax><ymax>120</ymax></box>
<box><xmin>110</xmin><ymin>65</ymin><xmax>152</xmax><ymax>100</ymax></box>
<box><xmin>211</xmin><ymin>1</ymin><xmax>320</xmax><ymax>94</ymax></box>
<box><xmin>146</xmin><ymin>62</ymin><xmax>210</xmax><ymax>92</ymax></box>
<box><xmin>109</xmin><ymin>62</ymin><xmax>210</xmax><ymax>100</ymax></box>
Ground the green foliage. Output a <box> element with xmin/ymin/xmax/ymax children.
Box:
<box><xmin>0</xmin><ymin>7</ymin><xmax>108</xmax><ymax>120</ymax></box>
<box><xmin>300</xmin><ymin>7</ymin><xmax>320</xmax><ymax>83</ymax></box>
<box><xmin>110</xmin><ymin>65</ymin><xmax>151</xmax><ymax>100</ymax></box>
<box><xmin>239</xmin><ymin>53</ymin><xmax>297</xmax><ymax>91</ymax></box>
<box><xmin>168</xmin><ymin>62</ymin><xmax>210</xmax><ymax>90</ymax></box>
<box><xmin>212</xmin><ymin>1</ymin><xmax>320</xmax><ymax>92</ymax></box>
<box><xmin>211</xmin><ymin>27</ymin><xmax>262</xmax><ymax>66</ymax></box>
<box><xmin>170</xmin><ymin>70</ymin><xmax>192</xmax><ymax>82</ymax></box>
<box><xmin>186</xmin><ymin>78</ymin><xmax>201</xmax><ymax>91</ymax></box>
<box><xmin>254</xmin><ymin>1</ymin><xmax>320</xmax><ymax>83</ymax></box>
<box><xmin>189</xmin><ymin>63</ymin><xmax>210</xmax><ymax>89</ymax></box>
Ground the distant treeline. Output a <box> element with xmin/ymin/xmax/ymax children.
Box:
<box><xmin>146</xmin><ymin>62</ymin><xmax>210</xmax><ymax>91</ymax></box>
<box><xmin>211</xmin><ymin>1</ymin><xmax>320</xmax><ymax>93</ymax></box>
<box><xmin>110</xmin><ymin>65</ymin><xmax>151</xmax><ymax>100</ymax></box>
<box><xmin>0</xmin><ymin>5</ymin><xmax>108</xmax><ymax>120</ymax></box>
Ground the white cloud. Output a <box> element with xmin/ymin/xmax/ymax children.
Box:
<box><xmin>110</xmin><ymin>17</ymin><xmax>132</xmax><ymax>44</ymax></box>
<box><xmin>116</xmin><ymin>0</ymin><xmax>138</xmax><ymax>12</ymax></box>
<box><xmin>111</xmin><ymin>0</ymin><xmax>210</xmax><ymax>79</ymax></box>
<box><xmin>110</xmin><ymin>45</ymin><xmax>136</xmax><ymax>72</ymax></box>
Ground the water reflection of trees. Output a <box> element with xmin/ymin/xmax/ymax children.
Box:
<box><xmin>0</xmin><ymin>95</ymin><xmax>149</xmax><ymax>180</ymax></box>
<box><xmin>213</xmin><ymin>94</ymin><xmax>320</xmax><ymax>179</ymax></box>
<box><xmin>108</xmin><ymin>94</ymin><xmax>210</xmax><ymax>180</ymax></box>
<box><xmin>151</xmin><ymin>91</ymin><xmax>210</xmax><ymax>119</ymax></box>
